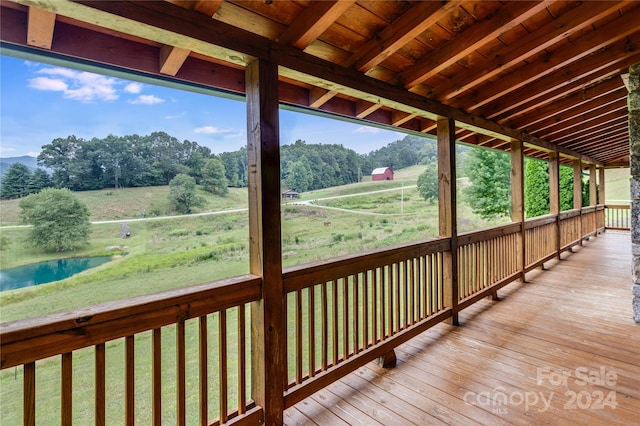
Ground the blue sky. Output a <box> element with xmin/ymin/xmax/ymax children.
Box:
<box><xmin>0</xmin><ymin>55</ymin><xmax>405</xmax><ymax>158</ymax></box>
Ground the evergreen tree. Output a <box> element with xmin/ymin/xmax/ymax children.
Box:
<box><xmin>201</xmin><ymin>158</ymin><xmax>229</xmax><ymax>195</ymax></box>
<box><xmin>560</xmin><ymin>165</ymin><xmax>574</xmax><ymax>210</ymax></box>
<box><xmin>464</xmin><ymin>147</ymin><xmax>511</xmax><ymax>220</ymax></box>
<box><xmin>27</xmin><ymin>168</ymin><xmax>53</xmax><ymax>194</ymax></box>
<box><xmin>524</xmin><ymin>158</ymin><xmax>549</xmax><ymax>218</ymax></box>
<box><xmin>19</xmin><ymin>188</ymin><xmax>91</xmax><ymax>252</ymax></box>
<box><xmin>0</xmin><ymin>163</ymin><xmax>32</xmax><ymax>199</ymax></box>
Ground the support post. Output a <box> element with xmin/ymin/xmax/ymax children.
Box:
<box><xmin>573</xmin><ymin>158</ymin><xmax>583</xmax><ymax>245</ymax></box>
<box><xmin>589</xmin><ymin>164</ymin><xmax>597</xmax><ymax>207</ymax></box>
<box><xmin>628</xmin><ymin>62</ymin><xmax>640</xmax><ymax>322</ymax></box>
<box><xmin>549</xmin><ymin>151</ymin><xmax>561</xmax><ymax>259</ymax></box>
<box><xmin>511</xmin><ymin>140</ymin><xmax>525</xmax><ymax>281</ymax></box>
<box><xmin>599</xmin><ymin>167</ymin><xmax>606</xmax><ymax>206</ymax></box>
<box><xmin>246</xmin><ymin>59</ymin><xmax>286</xmax><ymax>423</ymax></box>
<box><xmin>437</xmin><ymin>117</ymin><xmax>459</xmax><ymax>325</ymax></box>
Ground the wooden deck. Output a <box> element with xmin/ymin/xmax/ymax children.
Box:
<box><xmin>284</xmin><ymin>231</ymin><xmax>640</xmax><ymax>425</ymax></box>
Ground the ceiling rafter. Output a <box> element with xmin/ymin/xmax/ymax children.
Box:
<box><xmin>478</xmin><ymin>37</ymin><xmax>640</xmax><ymax>120</ymax></box>
<box><xmin>159</xmin><ymin>45</ymin><xmax>190</xmax><ymax>76</ymax></box>
<box><xmin>457</xmin><ymin>9</ymin><xmax>639</xmax><ymax>112</ymax></box>
<box><xmin>401</xmin><ymin>0</ymin><xmax>552</xmax><ymax>89</ymax></box>
<box><xmin>345</xmin><ymin>0</ymin><xmax>461</xmax><ymax>72</ymax></box>
<box><xmin>27</xmin><ymin>6</ymin><xmax>55</xmax><ymax>49</ymax></box>
<box><xmin>276</xmin><ymin>0</ymin><xmax>355</xmax><ymax>50</ymax></box>
<box><xmin>431</xmin><ymin>1</ymin><xmax>627</xmax><ymax>102</ymax></box>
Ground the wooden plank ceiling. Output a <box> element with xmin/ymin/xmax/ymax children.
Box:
<box><xmin>2</xmin><ymin>0</ymin><xmax>638</xmax><ymax>166</ymax></box>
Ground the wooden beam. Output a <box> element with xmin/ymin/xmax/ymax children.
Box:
<box><xmin>277</xmin><ymin>1</ymin><xmax>355</xmax><ymax>50</ymax></box>
<box><xmin>589</xmin><ymin>164</ymin><xmax>597</xmax><ymax>206</ymax></box>
<box><xmin>511</xmin><ymin>140</ymin><xmax>525</xmax><ymax>281</ymax></box>
<box><xmin>402</xmin><ymin>1</ymin><xmax>551</xmax><ymax>88</ymax></box>
<box><xmin>27</xmin><ymin>7</ymin><xmax>55</xmax><ymax>49</ymax></box>
<box><xmin>159</xmin><ymin>45</ymin><xmax>190</xmax><ymax>76</ymax></box>
<box><xmin>347</xmin><ymin>1</ymin><xmax>459</xmax><ymax>71</ymax></box>
<box><xmin>599</xmin><ymin>167</ymin><xmax>606</xmax><ymax>205</ymax></box>
<box><xmin>246</xmin><ymin>59</ymin><xmax>285</xmax><ymax>426</ymax></box>
<box><xmin>433</xmin><ymin>1</ymin><xmax>626</xmax><ymax>101</ymax></box>
<box><xmin>549</xmin><ymin>151</ymin><xmax>561</xmax><ymax>259</ymax></box>
<box><xmin>437</xmin><ymin>117</ymin><xmax>459</xmax><ymax>326</ymax></box>
<box><xmin>460</xmin><ymin>9</ymin><xmax>640</xmax><ymax>113</ymax></box>
<box><xmin>391</xmin><ymin>111</ymin><xmax>416</xmax><ymax>127</ymax></box>
<box><xmin>354</xmin><ymin>100</ymin><xmax>381</xmax><ymax>119</ymax></box>
<box><xmin>573</xmin><ymin>159</ymin><xmax>583</xmax><ymax>210</ymax></box>
<box><xmin>308</xmin><ymin>87</ymin><xmax>337</xmax><ymax>108</ymax></box>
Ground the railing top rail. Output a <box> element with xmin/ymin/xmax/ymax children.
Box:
<box><xmin>283</xmin><ymin>238</ymin><xmax>451</xmax><ymax>293</ymax></box>
<box><xmin>457</xmin><ymin>222</ymin><xmax>521</xmax><ymax>246</ymax></box>
<box><xmin>559</xmin><ymin>209</ymin><xmax>581</xmax><ymax>219</ymax></box>
<box><xmin>524</xmin><ymin>214</ymin><xmax>557</xmax><ymax>230</ymax></box>
<box><xmin>1</xmin><ymin>274</ymin><xmax>261</xmax><ymax>368</ymax></box>
<box><xmin>605</xmin><ymin>204</ymin><xmax>631</xmax><ymax>209</ymax></box>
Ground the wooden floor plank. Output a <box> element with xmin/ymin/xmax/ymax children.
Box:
<box><xmin>285</xmin><ymin>232</ymin><xmax>640</xmax><ymax>425</ymax></box>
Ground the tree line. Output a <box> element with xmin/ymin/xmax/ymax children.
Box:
<box><xmin>1</xmin><ymin>132</ymin><xmax>441</xmax><ymax>199</ymax></box>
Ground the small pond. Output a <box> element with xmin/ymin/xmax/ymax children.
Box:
<box><xmin>0</xmin><ymin>256</ymin><xmax>112</xmax><ymax>292</ymax></box>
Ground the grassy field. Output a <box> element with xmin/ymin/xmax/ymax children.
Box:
<box><xmin>604</xmin><ymin>168</ymin><xmax>631</xmax><ymax>203</ymax></box>
<box><xmin>0</xmin><ymin>166</ymin><xmax>616</xmax><ymax>424</ymax></box>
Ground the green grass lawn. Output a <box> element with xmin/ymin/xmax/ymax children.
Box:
<box><xmin>604</xmin><ymin>168</ymin><xmax>630</xmax><ymax>204</ymax></box>
<box><xmin>0</xmin><ymin>173</ymin><xmax>528</xmax><ymax>424</ymax></box>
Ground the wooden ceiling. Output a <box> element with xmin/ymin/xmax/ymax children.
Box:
<box><xmin>2</xmin><ymin>0</ymin><xmax>638</xmax><ymax>166</ymax></box>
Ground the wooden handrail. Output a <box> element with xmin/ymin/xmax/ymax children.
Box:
<box><xmin>0</xmin><ymin>274</ymin><xmax>261</xmax><ymax>369</ymax></box>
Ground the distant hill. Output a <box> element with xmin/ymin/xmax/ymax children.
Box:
<box><xmin>0</xmin><ymin>156</ymin><xmax>38</xmax><ymax>176</ymax></box>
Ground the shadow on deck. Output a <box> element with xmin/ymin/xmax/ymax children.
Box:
<box><xmin>285</xmin><ymin>231</ymin><xmax>640</xmax><ymax>425</ymax></box>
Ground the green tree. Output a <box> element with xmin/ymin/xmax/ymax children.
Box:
<box><xmin>201</xmin><ymin>158</ymin><xmax>229</xmax><ymax>195</ymax></box>
<box><xmin>560</xmin><ymin>165</ymin><xmax>574</xmax><ymax>210</ymax></box>
<box><xmin>27</xmin><ymin>168</ymin><xmax>53</xmax><ymax>194</ymax></box>
<box><xmin>19</xmin><ymin>188</ymin><xmax>91</xmax><ymax>252</ymax></box>
<box><xmin>168</xmin><ymin>173</ymin><xmax>205</xmax><ymax>214</ymax></box>
<box><xmin>286</xmin><ymin>155</ymin><xmax>313</xmax><ymax>192</ymax></box>
<box><xmin>525</xmin><ymin>158</ymin><xmax>549</xmax><ymax>218</ymax></box>
<box><xmin>0</xmin><ymin>163</ymin><xmax>31</xmax><ymax>199</ymax></box>
<box><xmin>464</xmin><ymin>147</ymin><xmax>511</xmax><ymax>220</ymax></box>
<box><xmin>417</xmin><ymin>162</ymin><xmax>438</xmax><ymax>204</ymax></box>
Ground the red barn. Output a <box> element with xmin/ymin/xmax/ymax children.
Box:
<box><xmin>371</xmin><ymin>167</ymin><xmax>394</xmax><ymax>181</ymax></box>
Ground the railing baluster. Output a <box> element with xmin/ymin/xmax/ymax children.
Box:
<box><xmin>199</xmin><ymin>316</ymin><xmax>208</xmax><ymax>426</ymax></box>
<box><xmin>372</xmin><ymin>268</ymin><xmax>378</xmax><ymax>344</ymax></box>
<box><xmin>295</xmin><ymin>290</ymin><xmax>302</xmax><ymax>384</ymax></box>
<box><xmin>342</xmin><ymin>277</ymin><xmax>349</xmax><ymax>360</ymax></box>
<box><xmin>353</xmin><ymin>273</ymin><xmax>359</xmax><ymax>354</ymax></box>
<box><xmin>238</xmin><ymin>304</ymin><xmax>247</xmax><ymax>414</ymax></box>
<box><xmin>308</xmin><ymin>286</ymin><xmax>316</xmax><ymax>376</ymax></box>
<box><xmin>332</xmin><ymin>279</ymin><xmax>338</xmax><ymax>366</ymax></box>
<box><xmin>95</xmin><ymin>343</ymin><xmax>105</xmax><ymax>426</ymax></box>
<box><xmin>321</xmin><ymin>282</ymin><xmax>328</xmax><ymax>371</ymax></box>
<box><xmin>363</xmin><ymin>271</ymin><xmax>369</xmax><ymax>349</ymax></box>
<box><xmin>125</xmin><ymin>335</ymin><xmax>134</xmax><ymax>426</ymax></box>
<box><xmin>176</xmin><ymin>322</ymin><xmax>186</xmax><ymax>426</ymax></box>
<box><xmin>219</xmin><ymin>311</ymin><xmax>228</xmax><ymax>424</ymax></box>
<box><xmin>152</xmin><ymin>329</ymin><xmax>161</xmax><ymax>426</ymax></box>
<box><xmin>61</xmin><ymin>352</ymin><xmax>72</xmax><ymax>426</ymax></box>
<box><xmin>23</xmin><ymin>362</ymin><xmax>35</xmax><ymax>426</ymax></box>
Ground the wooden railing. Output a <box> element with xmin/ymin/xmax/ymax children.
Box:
<box><xmin>605</xmin><ymin>204</ymin><xmax>631</xmax><ymax>230</ymax></box>
<box><xmin>0</xmin><ymin>204</ymin><xmax>617</xmax><ymax>424</ymax></box>
<box><xmin>457</xmin><ymin>223</ymin><xmax>520</xmax><ymax>308</ymax></box>
<box><xmin>282</xmin><ymin>238</ymin><xmax>451</xmax><ymax>408</ymax></box>
<box><xmin>0</xmin><ymin>275</ymin><xmax>263</xmax><ymax>426</ymax></box>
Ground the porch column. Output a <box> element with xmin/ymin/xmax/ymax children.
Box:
<box><xmin>437</xmin><ymin>117</ymin><xmax>459</xmax><ymax>325</ymax></box>
<box><xmin>573</xmin><ymin>159</ymin><xmax>583</xmax><ymax>210</ymax></box>
<box><xmin>589</xmin><ymin>164</ymin><xmax>597</xmax><ymax>207</ymax></box>
<box><xmin>599</xmin><ymin>167</ymin><xmax>606</xmax><ymax>206</ymax></box>
<box><xmin>629</xmin><ymin>62</ymin><xmax>640</xmax><ymax>322</ymax></box>
<box><xmin>511</xmin><ymin>140</ymin><xmax>525</xmax><ymax>280</ymax></box>
<box><xmin>246</xmin><ymin>59</ymin><xmax>286</xmax><ymax>422</ymax></box>
<box><xmin>549</xmin><ymin>151</ymin><xmax>561</xmax><ymax>258</ymax></box>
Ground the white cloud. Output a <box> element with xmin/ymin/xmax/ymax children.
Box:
<box><xmin>124</xmin><ymin>82</ymin><xmax>143</xmax><ymax>94</ymax></box>
<box><xmin>29</xmin><ymin>67</ymin><xmax>118</xmax><ymax>102</ymax></box>
<box><xmin>130</xmin><ymin>94</ymin><xmax>165</xmax><ymax>105</ymax></box>
<box><xmin>194</xmin><ymin>126</ymin><xmax>233</xmax><ymax>134</ymax></box>
<box><xmin>354</xmin><ymin>126</ymin><xmax>381</xmax><ymax>134</ymax></box>
<box><xmin>27</xmin><ymin>151</ymin><xmax>40</xmax><ymax>157</ymax></box>
<box><xmin>0</xmin><ymin>146</ymin><xmax>16</xmax><ymax>154</ymax></box>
